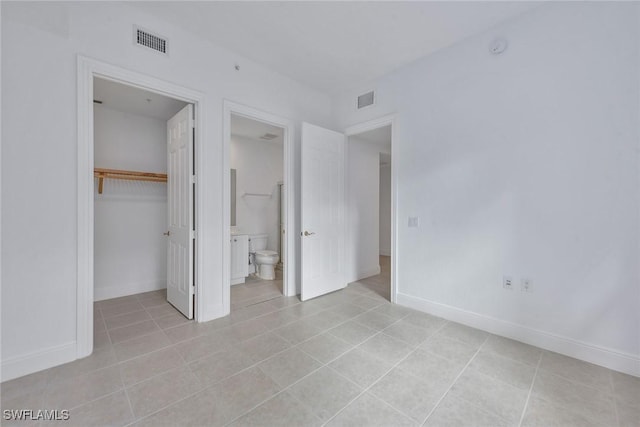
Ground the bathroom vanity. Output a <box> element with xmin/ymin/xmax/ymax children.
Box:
<box><xmin>230</xmin><ymin>233</ymin><xmax>248</xmax><ymax>285</ymax></box>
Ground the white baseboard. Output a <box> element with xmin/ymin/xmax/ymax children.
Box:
<box><xmin>396</xmin><ymin>292</ymin><xmax>640</xmax><ymax>377</ymax></box>
<box><xmin>1</xmin><ymin>342</ymin><xmax>77</xmax><ymax>382</ymax></box>
<box><xmin>231</xmin><ymin>277</ymin><xmax>246</xmax><ymax>285</ymax></box>
<box><xmin>94</xmin><ymin>280</ymin><xmax>166</xmax><ymax>301</ymax></box>
<box><xmin>350</xmin><ymin>265</ymin><xmax>381</xmax><ymax>283</ymax></box>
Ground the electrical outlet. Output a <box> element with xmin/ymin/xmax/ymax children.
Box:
<box><xmin>522</xmin><ymin>278</ymin><xmax>533</xmax><ymax>293</ymax></box>
<box><xmin>408</xmin><ymin>217</ymin><xmax>420</xmax><ymax>227</ymax></box>
<box><xmin>503</xmin><ymin>276</ymin><xmax>513</xmax><ymax>290</ymax></box>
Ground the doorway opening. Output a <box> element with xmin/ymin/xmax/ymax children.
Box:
<box><xmin>345</xmin><ymin>122</ymin><xmax>394</xmax><ymax>302</ymax></box>
<box><xmin>229</xmin><ymin>114</ymin><xmax>285</xmax><ymax>310</ymax></box>
<box><xmin>223</xmin><ymin>101</ymin><xmax>295</xmax><ymax>314</ymax></box>
<box><xmin>77</xmin><ymin>57</ymin><xmax>206</xmax><ymax>359</ymax></box>
<box><xmin>92</xmin><ymin>78</ymin><xmax>195</xmax><ymax>347</ymax></box>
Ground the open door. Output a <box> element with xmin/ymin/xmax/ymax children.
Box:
<box><xmin>166</xmin><ymin>104</ymin><xmax>194</xmax><ymax>318</ymax></box>
<box><xmin>301</xmin><ymin>123</ymin><xmax>346</xmax><ymax>301</ymax></box>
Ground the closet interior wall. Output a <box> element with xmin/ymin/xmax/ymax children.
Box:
<box><xmin>93</xmin><ymin>104</ymin><xmax>168</xmax><ymax>301</ymax></box>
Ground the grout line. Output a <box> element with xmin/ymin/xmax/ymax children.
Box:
<box><xmin>320</xmin><ymin>335</ymin><xmax>425</xmax><ymax>426</ymax></box>
<box><xmin>122</xmin><ymin>382</ymin><xmax>137</xmax><ymax>422</ymax></box>
<box><xmin>120</xmin><ymin>279</ymin><xmax>394</xmax><ymax>425</ymax></box>
<box><xmin>517</xmin><ymin>351</ymin><xmax>542</xmax><ymax>427</ymax></box>
<box><xmin>126</xmin><ymin>305</ymin><xmax>368</xmax><ymax>426</ymax></box>
<box><xmin>175</xmin><ymin>294</ymin><xmax>393</xmax><ymax>425</ymax></box>
<box><xmin>419</xmin><ymin>334</ymin><xmax>489</xmax><ymax>425</ymax></box>
<box><xmin>222</xmin><ymin>316</ymin><xmax>401</xmax><ymax>426</ymax></box>
<box><xmin>609</xmin><ymin>371</ymin><xmax>621</xmax><ymax>427</ymax></box>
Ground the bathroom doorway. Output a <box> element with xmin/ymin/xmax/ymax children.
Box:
<box><xmin>225</xmin><ymin>104</ymin><xmax>294</xmax><ymax>311</ymax></box>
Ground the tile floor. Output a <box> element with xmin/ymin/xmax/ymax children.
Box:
<box><xmin>231</xmin><ymin>270</ymin><xmax>284</xmax><ymax>310</ymax></box>
<box><xmin>2</xmin><ymin>260</ymin><xmax>639</xmax><ymax>426</ymax></box>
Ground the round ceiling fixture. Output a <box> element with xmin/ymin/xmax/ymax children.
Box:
<box><xmin>489</xmin><ymin>37</ymin><xmax>508</xmax><ymax>55</ymax></box>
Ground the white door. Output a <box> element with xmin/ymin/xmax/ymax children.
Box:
<box><xmin>301</xmin><ymin>123</ymin><xmax>346</xmax><ymax>301</ymax></box>
<box><xmin>166</xmin><ymin>104</ymin><xmax>194</xmax><ymax>318</ymax></box>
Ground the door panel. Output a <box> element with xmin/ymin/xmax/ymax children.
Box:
<box><xmin>167</xmin><ymin>104</ymin><xmax>194</xmax><ymax>319</ymax></box>
<box><xmin>301</xmin><ymin>123</ymin><xmax>346</xmax><ymax>301</ymax></box>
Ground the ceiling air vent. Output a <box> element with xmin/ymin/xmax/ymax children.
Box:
<box><xmin>260</xmin><ymin>133</ymin><xmax>279</xmax><ymax>141</ymax></box>
<box><xmin>357</xmin><ymin>91</ymin><xmax>375</xmax><ymax>109</ymax></box>
<box><xmin>134</xmin><ymin>26</ymin><xmax>168</xmax><ymax>55</ymax></box>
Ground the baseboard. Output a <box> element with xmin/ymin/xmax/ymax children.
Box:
<box><xmin>1</xmin><ymin>342</ymin><xmax>77</xmax><ymax>382</ymax></box>
<box><xmin>94</xmin><ymin>280</ymin><xmax>166</xmax><ymax>301</ymax></box>
<box><xmin>200</xmin><ymin>303</ymin><xmax>228</xmax><ymax>323</ymax></box>
<box><xmin>350</xmin><ymin>265</ymin><xmax>381</xmax><ymax>283</ymax></box>
<box><xmin>231</xmin><ymin>277</ymin><xmax>246</xmax><ymax>285</ymax></box>
<box><xmin>396</xmin><ymin>292</ymin><xmax>640</xmax><ymax>377</ymax></box>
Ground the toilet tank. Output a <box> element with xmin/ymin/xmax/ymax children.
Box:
<box><xmin>249</xmin><ymin>234</ymin><xmax>268</xmax><ymax>252</ymax></box>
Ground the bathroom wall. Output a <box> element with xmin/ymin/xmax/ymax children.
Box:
<box><xmin>94</xmin><ymin>105</ymin><xmax>167</xmax><ymax>300</ymax></box>
<box><xmin>379</xmin><ymin>161</ymin><xmax>391</xmax><ymax>256</ymax></box>
<box><xmin>346</xmin><ymin>135</ymin><xmax>391</xmax><ymax>283</ymax></box>
<box><xmin>230</xmin><ymin>135</ymin><xmax>283</xmax><ymax>253</ymax></box>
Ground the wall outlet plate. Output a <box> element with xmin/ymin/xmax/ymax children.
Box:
<box><xmin>408</xmin><ymin>216</ymin><xmax>420</xmax><ymax>227</ymax></box>
<box><xmin>503</xmin><ymin>276</ymin><xmax>513</xmax><ymax>290</ymax></box>
<box><xmin>522</xmin><ymin>278</ymin><xmax>533</xmax><ymax>293</ymax></box>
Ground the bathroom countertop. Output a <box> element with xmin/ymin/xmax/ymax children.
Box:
<box><xmin>230</xmin><ymin>228</ymin><xmax>247</xmax><ymax>236</ymax></box>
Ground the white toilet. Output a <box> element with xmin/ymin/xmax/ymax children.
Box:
<box><xmin>249</xmin><ymin>234</ymin><xmax>279</xmax><ymax>280</ymax></box>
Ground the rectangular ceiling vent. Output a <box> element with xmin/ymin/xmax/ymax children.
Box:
<box><xmin>357</xmin><ymin>91</ymin><xmax>375</xmax><ymax>109</ymax></box>
<box><xmin>260</xmin><ymin>133</ymin><xmax>279</xmax><ymax>141</ymax></box>
<box><xmin>134</xmin><ymin>26</ymin><xmax>168</xmax><ymax>55</ymax></box>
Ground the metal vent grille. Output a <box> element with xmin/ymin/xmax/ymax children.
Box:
<box><xmin>357</xmin><ymin>91</ymin><xmax>375</xmax><ymax>109</ymax></box>
<box><xmin>135</xmin><ymin>27</ymin><xmax>167</xmax><ymax>54</ymax></box>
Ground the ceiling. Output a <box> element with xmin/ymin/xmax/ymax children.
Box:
<box><xmin>93</xmin><ymin>77</ymin><xmax>187</xmax><ymax>120</ymax></box>
<box><xmin>231</xmin><ymin>114</ymin><xmax>284</xmax><ymax>145</ymax></box>
<box><xmin>134</xmin><ymin>1</ymin><xmax>539</xmax><ymax>93</ymax></box>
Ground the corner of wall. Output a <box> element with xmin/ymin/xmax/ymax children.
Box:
<box><xmin>1</xmin><ymin>342</ymin><xmax>77</xmax><ymax>383</ymax></box>
<box><xmin>397</xmin><ymin>293</ymin><xmax>640</xmax><ymax>377</ymax></box>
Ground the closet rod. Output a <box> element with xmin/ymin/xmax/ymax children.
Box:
<box><xmin>94</xmin><ymin>168</ymin><xmax>167</xmax><ymax>194</ymax></box>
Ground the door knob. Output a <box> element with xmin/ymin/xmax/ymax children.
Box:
<box><xmin>303</xmin><ymin>231</ymin><xmax>315</xmax><ymax>236</ymax></box>
<box><xmin>163</xmin><ymin>231</ymin><xmax>170</xmax><ymax>236</ymax></box>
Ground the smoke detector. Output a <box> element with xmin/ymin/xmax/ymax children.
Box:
<box><xmin>489</xmin><ymin>37</ymin><xmax>508</xmax><ymax>55</ymax></box>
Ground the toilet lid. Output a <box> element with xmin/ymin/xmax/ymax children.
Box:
<box><xmin>255</xmin><ymin>250</ymin><xmax>278</xmax><ymax>257</ymax></box>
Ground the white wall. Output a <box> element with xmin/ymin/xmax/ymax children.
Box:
<box><xmin>1</xmin><ymin>2</ymin><xmax>332</xmax><ymax>380</ymax></box>
<box><xmin>347</xmin><ymin>135</ymin><xmax>391</xmax><ymax>282</ymax></box>
<box><xmin>379</xmin><ymin>162</ymin><xmax>391</xmax><ymax>257</ymax></box>
<box><xmin>230</xmin><ymin>135</ymin><xmax>283</xmax><ymax>255</ymax></box>
<box><xmin>94</xmin><ymin>105</ymin><xmax>168</xmax><ymax>301</ymax></box>
<box><xmin>334</xmin><ymin>2</ymin><xmax>640</xmax><ymax>375</ymax></box>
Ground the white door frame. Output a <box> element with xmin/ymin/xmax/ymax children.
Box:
<box><xmin>222</xmin><ymin>100</ymin><xmax>296</xmax><ymax>310</ymax></box>
<box><xmin>344</xmin><ymin>114</ymin><xmax>398</xmax><ymax>303</ymax></box>
<box><xmin>77</xmin><ymin>55</ymin><xmax>206</xmax><ymax>358</ymax></box>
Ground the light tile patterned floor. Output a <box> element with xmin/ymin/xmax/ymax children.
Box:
<box><xmin>2</xmin><ymin>257</ymin><xmax>639</xmax><ymax>426</ymax></box>
<box><xmin>231</xmin><ymin>270</ymin><xmax>284</xmax><ymax>311</ymax></box>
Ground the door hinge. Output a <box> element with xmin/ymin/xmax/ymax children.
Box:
<box><xmin>190</xmin><ymin>230</ymin><xmax>196</xmax><ymax>240</ymax></box>
<box><xmin>190</xmin><ymin>175</ymin><xmax>196</xmax><ymax>184</ymax></box>
<box><xmin>190</xmin><ymin>119</ymin><xmax>195</xmax><ymax>129</ymax></box>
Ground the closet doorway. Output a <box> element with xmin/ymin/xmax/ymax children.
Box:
<box><xmin>93</xmin><ymin>77</ymin><xmax>195</xmax><ymax>338</ymax></box>
<box><xmin>76</xmin><ymin>55</ymin><xmax>207</xmax><ymax>358</ymax></box>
